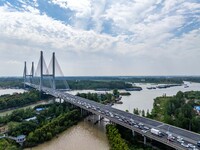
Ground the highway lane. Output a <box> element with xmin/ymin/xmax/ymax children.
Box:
<box><xmin>159</xmin><ymin>124</ymin><xmax>200</xmax><ymax>143</ymax></box>
<box><xmin>26</xmin><ymin>83</ymin><xmax>200</xmax><ymax>149</ymax></box>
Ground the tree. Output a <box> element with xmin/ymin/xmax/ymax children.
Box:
<box><xmin>113</xmin><ymin>89</ymin><xmax>119</xmax><ymax>98</ymax></box>
<box><xmin>142</xmin><ymin>110</ymin><xmax>145</xmax><ymax>117</ymax></box>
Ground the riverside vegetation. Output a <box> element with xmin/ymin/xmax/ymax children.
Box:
<box><xmin>0</xmin><ymin>90</ymin><xmax>51</xmax><ymax>111</ymax></box>
<box><xmin>150</xmin><ymin>91</ymin><xmax>200</xmax><ymax>133</ymax></box>
<box><xmin>76</xmin><ymin>89</ymin><xmax>130</xmax><ymax>104</ymax></box>
<box><xmin>0</xmin><ymin>102</ymin><xmax>85</xmax><ymax>149</ymax></box>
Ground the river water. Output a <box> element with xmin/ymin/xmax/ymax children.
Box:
<box><xmin>1</xmin><ymin>82</ymin><xmax>200</xmax><ymax>150</ymax></box>
<box><xmin>26</xmin><ymin>116</ymin><xmax>110</xmax><ymax>150</ymax></box>
<box><xmin>68</xmin><ymin>82</ymin><xmax>200</xmax><ymax>112</ymax></box>
<box><xmin>113</xmin><ymin>82</ymin><xmax>200</xmax><ymax>112</ymax></box>
<box><xmin>0</xmin><ymin>88</ymin><xmax>25</xmax><ymax>95</ymax></box>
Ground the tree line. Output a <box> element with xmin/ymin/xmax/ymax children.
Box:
<box><xmin>0</xmin><ymin>90</ymin><xmax>51</xmax><ymax>110</ymax></box>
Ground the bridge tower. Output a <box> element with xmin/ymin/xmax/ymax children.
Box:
<box><xmin>24</xmin><ymin>51</ymin><xmax>69</xmax><ymax>91</ymax></box>
<box><xmin>39</xmin><ymin>51</ymin><xmax>56</xmax><ymax>91</ymax></box>
<box><xmin>23</xmin><ymin>61</ymin><xmax>34</xmax><ymax>88</ymax></box>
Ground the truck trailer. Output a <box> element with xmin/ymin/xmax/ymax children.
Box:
<box><xmin>150</xmin><ymin>128</ymin><xmax>162</xmax><ymax>137</ymax></box>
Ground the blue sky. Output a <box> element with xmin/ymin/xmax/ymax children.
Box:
<box><xmin>0</xmin><ymin>0</ymin><xmax>200</xmax><ymax>76</ymax></box>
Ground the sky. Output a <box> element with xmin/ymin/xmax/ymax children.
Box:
<box><xmin>0</xmin><ymin>0</ymin><xmax>200</xmax><ymax>76</ymax></box>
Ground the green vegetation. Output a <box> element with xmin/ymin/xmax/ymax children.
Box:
<box><xmin>76</xmin><ymin>89</ymin><xmax>124</xmax><ymax>104</ymax></box>
<box><xmin>151</xmin><ymin>91</ymin><xmax>200</xmax><ymax>133</ymax></box>
<box><xmin>106</xmin><ymin>124</ymin><xmax>155</xmax><ymax>150</ymax></box>
<box><xmin>25</xmin><ymin>109</ymin><xmax>82</xmax><ymax>147</ymax></box>
<box><xmin>119</xmin><ymin>92</ymin><xmax>131</xmax><ymax>96</ymax></box>
<box><xmin>77</xmin><ymin>92</ymin><xmax>116</xmax><ymax>104</ymax></box>
<box><xmin>67</xmin><ymin>80</ymin><xmax>133</xmax><ymax>90</ymax></box>
<box><xmin>0</xmin><ymin>78</ymin><xmax>23</xmax><ymax>88</ymax></box>
<box><xmin>0</xmin><ymin>102</ymin><xmax>84</xmax><ymax>148</ymax></box>
<box><xmin>106</xmin><ymin>124</ymin><xmax>129</xmax><ymax>150</ymax></box>
<box><xmin>0</xmin><ymin>90</ymin><xmax>51</xmax><ymax>111</ymax></box>
<box><xmin>0</xmin><ymin>108</ymin><xmax>36</xmax><ymax>124</ymax></box>
<box><xmin>0</xmin><ymin>139</ymin><xmax>19</xmax><ymax>150</ymax></box>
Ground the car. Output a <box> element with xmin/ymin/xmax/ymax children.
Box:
<box><xmin>159</xmin><ymin>132</ymin><xmax>165</xmax><ymax>137</ymax></box>
<box><xmin>177</xmin><ymin>138</ymin><xmax>184</xmax><ymax>143</ymax></box>
<box><xmin>134</xmin><ymin>124</ymin><xmax>139</xmax><ymax>128</ymax></box>
<box><xmin>198</xmin><ymin>141</ymin><xmax>200</xmax><ymax>147</ymax></box>
<box><xmin>115</xmin><ymin>115</ymin><xmax>120</xmax><ymax>119</ymax></box>
<box><xmin>181</xmin><ymin>143</ymin><xmax>189</xmax><ymax>148</ymax></box>
<box><xmin>118</xmin><ymin>118</ymin><xmax>123</xmax><ymax>122</ymax></box>
<box><xmin>167</xmin><ymin>135</ymin><xmax>175</xmax><ymax>142</ymax></box>
<box><xmin>188</xmin><ymin>143</ymin><xmax>196</xmax><ymax>149</ymax></box>
<box><xmin>143</xmin><ymin>126</ymin><xmax>150</xmax><ymax>130</ymax></box>
<box><xmin>139</xmin><ymin>126</ymin><xmax>144</xmax><ymax>130</ymax></box>
<box><xmin>109</xmin><ymin>113</ymin><xmax>114</xmax><ymax>117</ymax></box>
<box><xmin>168</xmin><ymin>134</ymin><xmax>175</xmax><ymax>139</ymax></box>
<box><xmin>141</xmin><ymin>130</ymin><xmax>147</xmax><ymax>133</ymax></box>
<box><xmin>177</xmin><ymin>136</ymin><xmax>183</xmax><ymax>140</ymax></box>
<box><xmin>138</xmin><ymin>123</ymin><xmax>144</xmax><ymax>126</ymax></box>
<box><xmin>127</xmin><ymin>121</ymin><xmax>132</xmax><ymax>125</ymax></box>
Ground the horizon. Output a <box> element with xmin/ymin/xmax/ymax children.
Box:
<box><xmin>1</xmin><ymin>75</ymin><xmax>200</xmax><ymax>78</ymax></box>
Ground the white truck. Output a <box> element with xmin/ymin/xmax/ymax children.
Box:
<box><xmin>150</xmin><ymin>128</ymin><xmax>162</xmax><ymax>137</ymax></box>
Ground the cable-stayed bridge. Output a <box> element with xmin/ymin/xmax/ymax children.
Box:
<box><xmin>24</xmin><ymin>51</ymin><xmax>200</xmax><ymax>150</ymax></box>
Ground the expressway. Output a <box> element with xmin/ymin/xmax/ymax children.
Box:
<box><xmin>26</xmin><ymin>82</ymin><xmax>200</xmax><ymax>150</ymax></box>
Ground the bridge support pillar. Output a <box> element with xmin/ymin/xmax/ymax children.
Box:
<box><xmin>143</xmin><ymin>136</ymin><xmax>146</xmax><ymax>145</ymax></box>
<box><xmin>132</xmin><ymin>130</ymin><xmax>135</xmax><ymax>137</ymax></box>
<box><xmin>59</xmin><ymin>98</ymin><xmax>61</xmax><ymax>103</ymax></box>
<box><xmin>100</xmin><ymin>116</ymin><xmax>104</xmax><ymax>121</ymax></box>
<box><xmin>81</xmin><ymin>108</ymin><xmax>83</xmax><ymax>117</ymax></box>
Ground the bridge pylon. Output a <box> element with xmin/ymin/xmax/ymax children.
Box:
<box><xmin>39</xmin><ymin>51</ymin><xmax>56</xmax><ymax>91</ymax></box>
<box><xmin>23</xmin><ymin>61</ymin><xmax>34</xmax><ymax>88</ymax></box>
<box><xmin>24</xmin><ymin>51</ymin><xmax>70</xmax><ymax>91</ymax></box>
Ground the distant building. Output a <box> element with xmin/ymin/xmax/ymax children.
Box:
<box><xmin>16</xmin><ymin>135</ymin><xmax>26</xmax><ymax>143</ymax></box>
<box><xmin>194</xmin><ymin>106</ymin><xmax>200</xmax><ymax>114</ymax></box>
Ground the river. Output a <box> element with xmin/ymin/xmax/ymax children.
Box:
<box><xmin>68</xmin><ymin>81</ymin><xmax>200</xmax><ymax>112</ymax></box>
<box><xmin>26</xmin><ymin>116</ymin><xmax>110</xmax><ymax>150</ymax></box>
<box><xmin>0</xmin><ymin>88</ymin><xmax>25</xmax><ymax>95</ymax></box>
<box><xmin>113</xmin><ymin>81</ymin><xmax>200</xmax><ymax>112</ymax></box>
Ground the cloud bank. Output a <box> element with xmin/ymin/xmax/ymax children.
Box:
<box><xmin>0</xmin><ymin>0</ymin><xmax>200</xmax><ymax>76</ymax></box>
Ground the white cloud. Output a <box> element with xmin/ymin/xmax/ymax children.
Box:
<box><xmin>0</xmin><ymin>0</ymin><xmax>200</xmax><ymax>76</ymax></box>
<box><xmin>52</xmin><ymin>0</ymin><xmax>91</xmax><ymax>17</ymax></box>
